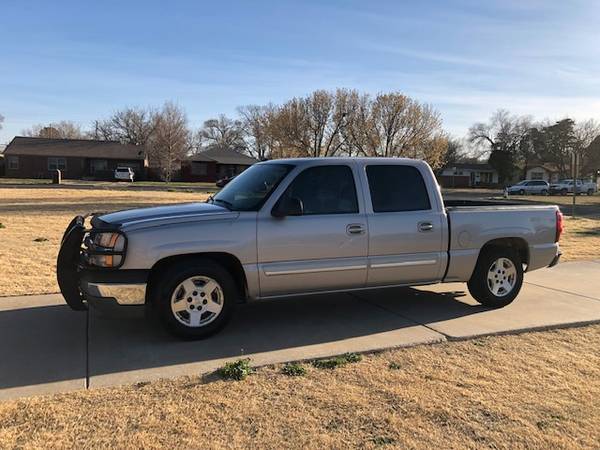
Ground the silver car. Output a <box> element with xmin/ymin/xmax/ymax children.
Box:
<box><xmin>507</xmin><ymin>180</ymin><xmax>549</xmax><ymax>196</ymax></box>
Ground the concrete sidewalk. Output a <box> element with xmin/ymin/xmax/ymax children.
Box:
<box><xmin>2</xmin><ymin>260</ymin><xmax>600</xmax><ymax>400</ymax></box>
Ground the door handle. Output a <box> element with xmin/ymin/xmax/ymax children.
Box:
<box><xmin>346</xmin><ymin>224</ymin><xmax>365</xmax><ymax>235</ymax></box>
<box><xmin>418</xmin><ymin>222</ymin><xmax>434</xmax><ymax>232</ymax></box>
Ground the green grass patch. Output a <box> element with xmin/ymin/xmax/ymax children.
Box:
<box><xmin>388</xmin><ymin>361</ymin><xmax>402</xmax><ymax>370</ymax></box>
<box><xmin>281</xmin><ymin>362</ymin><xmax>307</xmax><ymax>377</ymax></box>
<box><xmin>312</xmin><ymin>352</ymin><xmax>362</xmax><ymax>369</ymax></box>
<box><xmin>0</xmin><ymin>223</ymin><xmax>5</xmax><ymax>229</ymax></box>
<box><xmin>217</xmin><ymin>358</ymin><xmax>253</xmax><ymax>381</ymax></box>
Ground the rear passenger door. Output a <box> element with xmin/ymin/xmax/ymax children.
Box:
<box><xmin>363</xmin><ymin>164</ymin><xmax>445</xmax><ymax>286</ymax></box>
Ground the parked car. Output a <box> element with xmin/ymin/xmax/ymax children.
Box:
<box><xmin>506</xmin><ymin>180</ymin><xmax>549</xmax><ymax>196</ymax></box>
<box><xmin>216</xmin><ymin>175</ymin><xmax>236</xmax><ymax>188</ymax></box>
<box><xmin>550</xmin><ymin>179</ymin><xmax>597</xmax><ymax>196</ymax></box>
<box><xmin>58</xmin><ymin>157</ymin><xmax>562</xmax><ymax>339</ymax></box>
<box><xmin>114</xmin><ymin>166</ymin><xmax>135</xmax><ymax>182</ymax></box>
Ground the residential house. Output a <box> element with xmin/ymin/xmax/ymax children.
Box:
<box><xmin>523</xmin><ymin>163</ymin><xmax>562</xmax><ymax>183</ymax></box>
<box><xmin>2</xmin><ymin>136</ymin><xmax>148</xmax><ymax>180</ymax></box>
<box><xmin>438</xmin><ymin>163</ymin><xmax>499</xmax><ymax>188</ymax></box>
<box><xmin>182</xmin><ymin>147</ymin><xmax>259</xmax><ymax>182</ymax></box>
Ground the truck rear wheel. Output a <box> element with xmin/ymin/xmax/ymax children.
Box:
<box><xmin>467</xmin><ymin>247</ymin><xmax>523</xmax><ymax>308</ymax></box>
<box><xmin>153</xmin><ymin>259</ymin><xmax>237</xmax><ymax>339</ymax></box>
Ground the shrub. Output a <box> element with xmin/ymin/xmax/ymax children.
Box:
<box><xmin>312</xmin><ymin>352</ymin><xmax>363</xmax><ymax>369</ymax></box>
<box><xmin>281</xmin><ymin>362</ymin><xmax>307</xmax><ymax>377</ymax></box>
<box><xmin>388</xmin><ymin>362</ymin><xmax>402</xmax><ymax>370</ymax></box>
<box><xmin>218</xmin><ymin>358</ymin><xmax>253</xmax><ymax>381</ymax></box>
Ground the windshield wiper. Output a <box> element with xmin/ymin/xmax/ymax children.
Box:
<box><xmin>212</xmin><ymin>198</ymin><xmax>234</xmax><ymax>210</ymax></box>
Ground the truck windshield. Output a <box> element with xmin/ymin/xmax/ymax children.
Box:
<box><xmin>210</xmin><ymin>163</ymin><xmax>294</xmax><ymax>211</ymax></box>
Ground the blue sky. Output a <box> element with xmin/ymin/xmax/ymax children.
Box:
<box><xmin>1</xmin><ymin>0</ymin><xmax>599</xmax><ymax>144</ymax></box>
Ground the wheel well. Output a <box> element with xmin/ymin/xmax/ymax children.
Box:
<box><xmin>480</xmin><ymin>238</ymin><xmax>529</xmax><ymax>267</ymax></box>
<box><xmin>146</xmin><ymin>252</ymin><xmax>248</xmax><ymax>304</ymax></box>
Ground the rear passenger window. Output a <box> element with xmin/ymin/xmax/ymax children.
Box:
<box><xmin>366</xmin><ymin>165</ymin><xmax>431</xmax><ymax>212</ymax></box>
<box><xmin>281</xmin><ymin>165</ymin><xmax>358</xmax><ymax>215</ymax></box>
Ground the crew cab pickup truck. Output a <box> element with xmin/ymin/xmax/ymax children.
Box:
<box><xmin>549</xmin><ymin>179</ymin><xmax>597</xmax><ymax>196</ymax></box>
<box><xmin>58</xmin><ymin>158</ymin><xmax>563</xmax><ymax>339</ymax></box>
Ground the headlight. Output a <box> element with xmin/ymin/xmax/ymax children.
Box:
<box><xmin>93</xmin><ymin>232</ymin><xmax>125</xmax><ymax>251</ymax></box>
<box><xmin>86</xmin><ymin>231</ymin><xmax>126</xmax><ymax>268</ymax></box>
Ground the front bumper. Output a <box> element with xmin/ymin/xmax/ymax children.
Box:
<box><xmin>57</xmin><ymin>215</ymin><xmax>148</xmax><ymax>310</ymax></box>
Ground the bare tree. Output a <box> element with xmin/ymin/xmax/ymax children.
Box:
<box><xmin>0</xmin><ymin>113</ymin><xmax>4</xmax><ymax>131</ymax></box>
<box><xmin>150</xmin><ymin>102</ymin><xmax>190</xmax><ymax>182</ymax></box>
<box><xmin>197</xmin><ymin>114</ymin><xmax>245</xmax><ymax>151</ymax></box>
<box><xmin>469</xmin><ymin>110</ymin><xmax>534</xmax><ymax>179</ymax></box>
<box><xmin>92</xmin><ymin>107</ymin><xmax>158</xmax><ymax>146</ymax></box>
<box><xmin>342</xmin><ymin>92</ymin><xmax>448</xmax><ymax>168</ymax></box>
<box><xmin>268</xmin><ymin>89</ymin><xmax>349</xmax><ymax>158</ymax></box>
<box><xmin>237</xmin><ymin>104</ymin><xmax>276</xmax><ymax>160</ymax></box>
<box><xmin>22</xmin><ymin>121</ymin><xmax>84</xmax><ymax>139</ymax></box>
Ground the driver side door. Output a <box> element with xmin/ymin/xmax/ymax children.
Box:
<box><xmin>256</xmin><ymin>164</ymin><xmax>368</xmax><ymax>297</ymax></box>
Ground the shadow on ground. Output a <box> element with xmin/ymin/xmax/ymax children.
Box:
<box><xmin>0</xmin><ymin>287</ymin><xmax>484</xmax><ymax>391</ymax></box>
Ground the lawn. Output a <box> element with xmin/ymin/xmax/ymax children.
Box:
<box><xmin>0</xmin><ymin>188</ymin><xmax>209</xmax><ymax>296</ymax></box>
<box><xmin>1</xmin><ymin>324</ymin><xmax>599</xmax><ymax>448</ymax></box>
<box><xmin>0</xmin><ymin>187</ymin><xmax>598</xmax><ymax>297</ymax></box>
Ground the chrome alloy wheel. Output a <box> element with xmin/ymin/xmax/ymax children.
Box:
<box><xmin>486</xmin><ymin>258</ymin><xmax>517</xmax><ymax>297</ymax></box>
<box><xmin>170</xmin><ymin>276</ymin><xmax>224</xmax><ymax>327</ymax></box>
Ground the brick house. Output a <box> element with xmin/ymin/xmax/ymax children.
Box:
<box><xmin>2</xmin><ymin>136</ymin><xmax>148</xmax><ymax>180</ymax></box>
<box><xmin>181</xmin><ymin>147</ymin><xmax>258</xmax><ymax>182</ymax></box>
<box><xmin>438</xmin><ymin>163</ymin><xmax>499</xmax><ymax>188</ymax></box>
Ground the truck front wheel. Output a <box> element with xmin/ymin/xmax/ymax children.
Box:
<box><xmin>467</xmin><ymin>247</ymin><xmax>523</xmax><ymax>308</ymax></box>
<box><xmin>153</xmin><ymin>260</ymin><xmax>237</xmax><ymax>339</ymax></box>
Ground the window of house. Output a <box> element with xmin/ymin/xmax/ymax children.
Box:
<box><xmin>48</xmin><ymin>157</ymin><xmax>67</xmax><ymax>171</ymax></box>
<box><xmin>90</xmin><ymin>159</ymin><xmax>108</xmax><ymax>173</ymax></box>
<box><xmin>7</xmin><ymin>156</ymin><xmax>19</xmax><ymax>170</ymax></box>
<box><xmin>366</xmin><ymin>165</ymin><xmax>431</xmax><ymax>212</ymax></box>
<box><xmin>479</xmin><ymin>172</ymin><xmax>492</xmax><ymax>184</ymax></box>
<box><xmin>531</xmin><ymin>172</ymin><xmax>544</xmax><ymax>180</ymax></box>
<box><xmin>191</xmin><ymin>162</ymin><xmax>208</xmax><ymax>176</ymax></box>
<box><xmin>279</xmin><ymin>165</ymin><xmax>358</xmax><ymax>215</ymax></box>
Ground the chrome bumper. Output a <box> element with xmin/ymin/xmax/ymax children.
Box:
<box><xmin>84</xmin><ymin>282</ymin><xmax>147</xmax><ymax>305</ymax></box>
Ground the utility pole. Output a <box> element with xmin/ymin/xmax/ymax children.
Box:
<box><xmin>571</xmin><ymin>150</ymin><xmax>579</xmax><ymax>219</ymax></box>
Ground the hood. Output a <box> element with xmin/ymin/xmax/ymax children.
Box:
<box><xmin>91</xmin><ymin>202</ymin><xmax>233</xmax><ymax>229</ymax></box>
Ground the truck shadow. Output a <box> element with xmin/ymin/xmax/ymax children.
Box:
<box><xmin>0</xmin><ymin>287</ymin><xmax>486</xmax><ymax>392</ymax></box>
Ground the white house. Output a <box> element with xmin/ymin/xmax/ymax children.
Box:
<box><xmin>438</xmin><ymin>163</ymin><xmax>499</xmax><ymax>188</ymax></box>
<box><xmin>524</xmin><ymin>164</ymin><xmax>561</xmax><ymax>183</ymax></box>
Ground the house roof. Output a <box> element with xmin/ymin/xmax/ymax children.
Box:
<box><xmin>445</xmin><ymin>162</ymin><xmax>495</xmax><ymax>171</ymax></box>
<box><xmin>3</xmin><ymin>136</ymin><xmax>147</xmax><ymax>160</ymax></box>
<box><xmin>190</xmin><ymin>147</ymin><xmax>258</xmax><ymax>165</ymax></box>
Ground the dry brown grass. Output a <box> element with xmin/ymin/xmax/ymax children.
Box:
<box><xmin>0</xmin><ymin>187</ymin><xmax>598</xmax><ymax>296</ymax></box>
<box><xmin>1</xmin><ymin>325</ymin><xmax>599</xmax><ymax>449</ymax></box>
<box><xmin>0</xmin><ymin>188</ymin><xmax>208</xmax><ymax>296</ymax></box>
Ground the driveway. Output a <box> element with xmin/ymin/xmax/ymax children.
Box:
<box><xmin>2</xmin><ymin>260</ymin><xmax>600</xmax><ymax>400</ymax></box>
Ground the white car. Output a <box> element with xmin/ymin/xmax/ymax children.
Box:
<box><xmin>550</xmin><ymin>179</ymin><xmax>597</xmax><ymax>196</ymax></box>
<box><xmin>507</xmin><ymin>180</ymin><xmax>549</xmax><ymax>196</ymax></box>
<box><xmin>114</xmin><ymin>167</ymin><xmax>135</xmax><ymax>182</ymax></box>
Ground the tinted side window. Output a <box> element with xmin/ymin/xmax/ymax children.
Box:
<box><xmin>281</xmin><ymin>165</ymin><xmax>358</xmax><ymax>215</ymax></box>
<box><xmin>366</xmin><ymin>165</ymin><xmax>431</xmax><ymax>212</ymax></box>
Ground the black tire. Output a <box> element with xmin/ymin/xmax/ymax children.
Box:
<box><xmin>541</xmin><ymin>189</ymin><xmax>548</xmax><ymax>196</ymax></box>
<box><xmin>519</xmin><ymin>189</ymin><xmax>525</xmax><ymax>195</ymax></box>
<box><xmin>153</xmin><ymin>259</ymin><xmax>237</xmax><ymax>339</ymax></box>
<box><xmin>467</xmin><ymin>247</ymin><xmax>524</xmax><ymax>308</ymax></box>
<box><xmin>561</xmin><ymin>188</ymin><xmax>567</xmax><ymax>196</ymax></box>
<box><xmin>587</xmin><ymin>189</ymin><xmax>594</xmax><ymax>196</ymax></box>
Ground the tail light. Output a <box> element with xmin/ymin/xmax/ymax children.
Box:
<box><xmin>555</xmin><ymin>210</ymin><xmax>564</xmax><ymax>242</ymax></box>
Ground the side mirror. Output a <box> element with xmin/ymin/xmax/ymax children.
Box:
<box><xmin>272</xmin><ymin>196</ymin><xmax>303</xmax><ymax>218</ymax></box>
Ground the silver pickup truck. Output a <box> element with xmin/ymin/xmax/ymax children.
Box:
<box><xmin>57</xmin><ymin>158</ymin><xmax>563</xmax><ymax>339</ymax></box>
